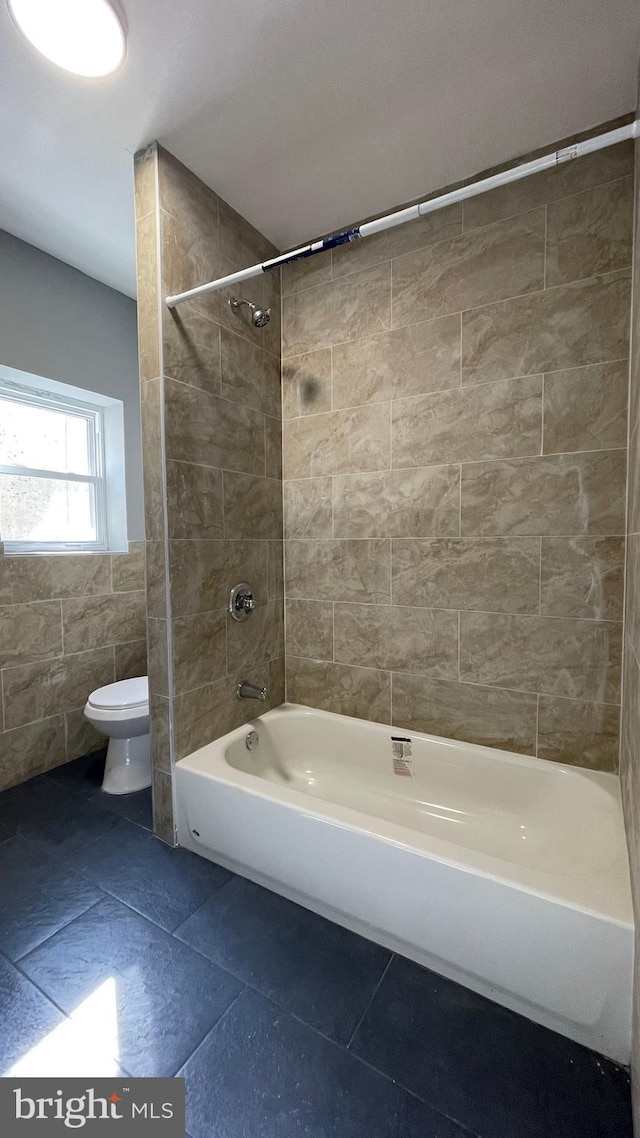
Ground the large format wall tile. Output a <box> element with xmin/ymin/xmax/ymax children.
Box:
<box><xmin>285</xmin><ymin>599</ymin><xmax>333</xmax><ymax>661</ymax></box>
<box><xmin>7</xmin><ymin>555</ymin><xmax>111</xmax><ymax>604</ymax></box>
<box><xmin>625</xmin><ymin>533</ymin><xmax>640</xmax><ymax>662</ymax></box>
<box><xmin>140</xmin><ymin>379</ymin><xmax>164</xmax><ymax>542</ymax></box>
<box><xmin>164</xmin><ymin>377</ymin><xmax>266</xmax><ymax>476</ymax></box>
<box><xmin>0</xmin><ymin>560</ymin><xmax>11</xmax><ymax>606</ymax></box>
<box><xmin>462</xmin><ymin>140</ymin><xmax>633</xmax><ymax>231</ymax></box>
<box><xmin>220</xmin><ymin>327</ymin><xmax>281</xmax><ymax>418</ymax></box>
<box><xmin>173</xmin><ymin>661</ymin><xmax>274</xmax><ymax>760</ymax></box>
<box><xmin>391</xmin><ymin>537</ymin><xmax>540</xmax><ymax>613</ymax></box>
<box><xmin>0</xmin><ymin>601</ymin><xmax>63</xmax><ymax>668</ymax></box>
<box><xmin>282</xmin><ymin>263</ymin><xmax>391</xmax><ymax>357</ymax></box>
<box><xmin>0</xmin><ymin>540</ymin><xmax>148</xmax><ymax>783</ymax></box>
<box><xmin>218</xmin><ymin>195</ymin><xmax>275</xmax><ymax>265</ymax></box>
<box><xmin>461</xmin><ymin>450</ymin><xmax>626</xmax><ymax>536</ymax></box>
<box><xmin>114</xmin><ymin>639</ymin><xmax>148</xmax><ymax>682</ymax></box>
<box><xmin>334</xmin><ymin>603</ymin><xmax>458</xmax><ymax>677</ymax></box>
<box><xmin>62</xmin><ymin>593</ymin><xmax>146</xmax><ymax>656</ymax></box>
<box><xmin>281</xmin><ymin>250</ymin><xmax>332</xmax><ymax>296</ymax></box>
<box><xmin>392</xmin><ymin>210</ymin><xmax>545</xmax><ymax>326</ymax></box>
<box><xmin>169</xmin><ymin>540</ymin><xmax>268</xmax><ymax>617</ymax></box>
<box><xmin>137</xmin><ymin>147</ymin><xmax>284</xmax><ymax>837</ymax></box>
<box><xmin>283</xmin><ymin>404</ymin><xmax>390</xmax><ymax>479</ymax></box>
<box><xmin>392</xmin><ymin>673</ymin><xmax>537</xmax><ymax>755</ymax></box>
<box><xmin>540</xmin><ymin>536</ymin><xmax>625</xmax><ymax>620</ymax></box>
<box><xmin>460</xmin><ymin>611</ymin><xmax>622</xmax><ymax>703</ymax></box>
<box><xmin>2</xmin><ymin>648</ymin><xmax>115</xmax><ymax>730</ymax></box>
<box><xmin>269</xmin><ymin>656</ymin><xmax>286</xmax><ymax>707</ymax></box>
<box><xmin>172</xmin><ymin>611</ymin><xmax>226</xmax><ymax>695</ymax></box>
<box><xmin>223</xmin><ymin>472</ymin><xmax>283</xmax><ymax>540</ymax></box>
<box><xmin>537</xmin><ymin>696</ymin><xmax>620</xmax><ymax>771</ymax></box>
<box><xmin>333</xmin><ymin>466</ymin><xmax>460</xmax><ymax>539</ymax></box>
<box><xmin>279</xmin><ymin>134</ymin><xmax>630</xmax><ymax>773</ymax></box>
<box><xmin>628</xmin><ymin>422</ymin><xmax>640</xmax><ymax>536</ymax></box>
<box><xmin>135</xmin><ymin>142</ymin><xmax>157</xmax><ymax>222</ymax></box>
<box><xmin>285</xmin><ymin>657</ymin><xmax>391</xmax><ymax>724</ymax></box>
<box><xmin>166</xmin><ymin>460</ymin><xmax>224</xmax><ymax>540</ymax></box>
<box><xmin>147</xmin><ymin>617</ymin><xmax>170</xmax><ymax>697</ymax></box>
<box><xmin>542</xmin><ymin>361</ymin><xmax>628</xmax><ymax>455</ymax></box>
<box><xmin>161</xmin><ymin>206</ymin><xmax>268</xmax><ymax>346</ymax></box>
<box><xmin>545</xmin><ymin>176</ymin><xmax>633</xmax><ymax>287</ymax></box>
<box><xmin>265</xmin><ymin>415</ymin><xmax>282</xmax><ymax>480</ymax></box>
<box><xmin>268</xmin><ymin>541</ymin><xmax>284</xmax><ymax>600</ymax></box>
<box><xmin>332</xmin><ymin>315</ymin><xmax>461</xmax><ymax>408</ymax></box>
<box><xmin>158</xmin><ymin>145</ymin><xmax>219</xmax><ymax>236</ymax></box>
<box><xmin>391</xmin><ymin>375</ymin><xmax>542</xmax><ymax>468</ymax></box>
<box><xmin>0</xmin><ymin>716</ymin><xmax>66</xmax><ymax>790</ymax></box>
<box><xmin>284</xmin><ymin>478</ymin><xmax>332</xmax><ymax>539</ymax></box>
<box><xmin>332</xmin><ymin>204</ymin><xmax>462</xmax><ymax>280</ymax></box>
<box><xmin>163</xmin><ymin>307</ymin><xmax>221</xmax><ymax>396</ymax></box>
<box><xmin>149</xmin><ymin>693</ymin><xmax>171</xmax><ymax>773</ymax></box>
<box><xmin>111</xmin><ymin>542</ymin><xmax>146</xmax><ymax>593</ymax></box>
<box><xmin>227</xmin><ymin>600</ymin><xmax>285</xmax><ymax>673</ymax></box>
<box><xmin>282</xmin><ymin>350</ymin><xmax>332</xmax><ymax>419</ymax></box>
<box><xmin>462</xmin><ymin>273</ymin><xmax>631</xmax><ymax>385</ymax></box>
<box><xmin>65</xmin><ymin>707</ymin><xmax>106</xmax><ymax>764</ymax></box>
<box><xmin>145</xmin><ymin>540</ymin><xmax>168</xmax><ymax>621</ymax></box>
<box><xmin>135</xmin><ymin>207</ymin><xmax>160</xmax><ymax>384</ymax></box>
<box><xmin>285</xmin><ymin>540</ymin><xmax>390</xmax><ymax>603</ymax></box>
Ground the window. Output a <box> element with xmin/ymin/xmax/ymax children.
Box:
<box><xmin>0</xmin><ymin>365</ymin><xmax>127</xmax><ymax>553</ymax></box>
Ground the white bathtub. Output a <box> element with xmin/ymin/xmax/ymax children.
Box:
<box><xmin>175</xmin><ymin>703</ymin><xmax>634</xmax><ymax>1063</ymax></box>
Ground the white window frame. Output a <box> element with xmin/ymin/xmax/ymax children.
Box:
<box><xmin>0</xmin><ymin>364</ymin><xmax>128</xmax><ymax>555</ymax></box>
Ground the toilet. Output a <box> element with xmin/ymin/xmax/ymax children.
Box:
<box><xmin>84</xmin><ymin>676</ymin><xmax>151</xmax><ymax>795</ymax></box>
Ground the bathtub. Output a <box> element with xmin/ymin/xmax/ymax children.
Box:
<box><xmin>175</xmin><ymin>703</ymin><xmax>633</xmax><ymax>1063</ymax></box>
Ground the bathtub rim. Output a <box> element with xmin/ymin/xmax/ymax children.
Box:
<box><xmin>175</xmin><ymin>702</ymin><xmax>633</xmax><ymax>929</ymax></box>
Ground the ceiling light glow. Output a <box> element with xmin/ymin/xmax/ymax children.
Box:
<box><xmin>8</xmin><ymin>0</ymin><xmax>126</xmax><ymax>78</ymax></box>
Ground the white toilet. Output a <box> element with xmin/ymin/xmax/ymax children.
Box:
<box><xmin>84</xmin><ymin>676</ymin><xmax>151</xmax><ymax>795</ymax></box>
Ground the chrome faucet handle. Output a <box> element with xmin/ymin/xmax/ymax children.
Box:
<box><xmin>229</xmin><ymin>582</ymin><xmax>255</xmax><ymax>622</ymax></box>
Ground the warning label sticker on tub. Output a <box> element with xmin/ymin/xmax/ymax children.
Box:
<box><xmin>391</xmin><ymin>736</ymin><xmax>414</xmax><ymax>777</ymax></box>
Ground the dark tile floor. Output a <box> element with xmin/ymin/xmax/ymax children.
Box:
<box><xmin>0</xmin><ymin>750</ymin><xmax>633</xmax><ymax>1138</ymax></box>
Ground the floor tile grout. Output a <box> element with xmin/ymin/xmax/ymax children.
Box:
<box><xmin>345</xmin><ymin>952</ymin><xmax>395</xmax><ymax>1050</ymax></box>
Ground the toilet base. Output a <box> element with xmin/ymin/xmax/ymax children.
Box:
<box><xmin>102</xmin><ymin>733</ymin><xmax>152</xmax><ymax>795</ymax></box>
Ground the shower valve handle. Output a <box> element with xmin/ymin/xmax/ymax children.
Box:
<box><xmin>229</xmin><ymin>582</ymin><xmax>256</xmax><ymax>622</ymax></box>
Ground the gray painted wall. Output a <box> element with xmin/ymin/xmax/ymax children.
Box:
<box><xmin>0</xmin><ymin>227</ymin><xmax>143</xmax><ymax>539</ymax></box>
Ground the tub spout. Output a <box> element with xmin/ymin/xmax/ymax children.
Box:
<box><xmin>236</xmin><ymin>681</ymin><xmax>268</xmax><ymax>701</ymax></box>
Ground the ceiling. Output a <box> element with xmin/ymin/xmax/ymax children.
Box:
<box><xmin>0</xmin><ymin>0</ymin><xmax>637</xmax><ymax>299</ymax></box>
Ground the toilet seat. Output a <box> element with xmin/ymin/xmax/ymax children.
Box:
<box><xmin>88</xmin><ymin>676</ymin><xmax>149</xmax><ymax>711</ymax></box>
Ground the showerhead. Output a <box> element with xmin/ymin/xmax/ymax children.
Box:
<box><xmin>229</xmin><ymin>296</ymin><xmax>271</xmax><ymax>328</ymax></box>
<box><xmin>251</xmin><ymin>307</ymin><xmax>271</xmax><ymax>328</ymax></box>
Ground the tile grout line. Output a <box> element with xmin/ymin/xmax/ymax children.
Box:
<box><xmin>538</xmin><ymin>537</ymin><xmax>543</xmax><ymax>616</ymax></box>
<box><xmin>345</xmin><ymin>954</ymin><xmax>395</xmax><ymax>1051</ymax></box>
<box><xmin>543</xmin><ymin>203</ymin><xmax>548</xmax><ymax>290</ymax></box>
<box><xmin>282</xmin><ymin>266</ymin><xmax>632</xmax><ymax>360</ymax></box>
<box><xmin>283</xmin><ymin>653</ymin><xmax>621</xmax><ymax>708</ymax></box>
<box><xmin>280</xmin><ymin>442</ymin><xmax>628</xmax><ymax>480</ymax></box>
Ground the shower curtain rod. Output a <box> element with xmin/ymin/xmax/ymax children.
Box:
<box><xmin>165</xmin><ymin>119</ymin><xmax>639</xmax><ymax>309</ymax></box>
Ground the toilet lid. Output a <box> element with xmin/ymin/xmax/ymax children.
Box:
<box><xmin>88</xmin><ymin>676</ymin><xmax>149</xmax><ymax>710</ymax></box>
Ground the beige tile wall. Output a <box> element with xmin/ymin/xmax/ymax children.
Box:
<box><xmin>134</xmin><ymin>145</ymin><xmax>284</xmax><ymax>842</ymax></box>
<box><xmin>619</xmin><ymin>80</ymin><xmax>640</xmax><ymax>1133</ymax></box>
<box><xmin>282</xmin><ymin>131</ymin><xmax>634</xmax><ymax>771</ymax></box>
<box><xmin>0</xmin><ymin>544</ymin><xmax>147</xmax><ymax>789</ymax></box>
